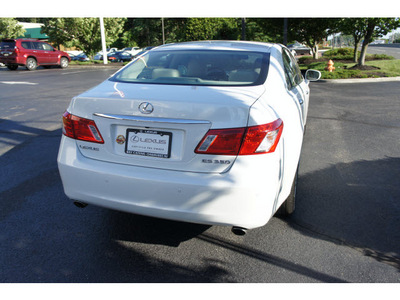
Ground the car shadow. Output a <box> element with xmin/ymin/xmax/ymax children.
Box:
<box><xmin>104</xmin><ymin>209</ymin><xmax>211</xmax><ymax>247</ymax></box>
<box><xmin>291</xmin><ymin>157</ymin><xmax>400</xmax><ymax>269</ymax></box>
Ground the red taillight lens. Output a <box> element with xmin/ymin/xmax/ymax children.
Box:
<box><xmin>240</xmin><ymin>119</ymin><xmax>283</xmax><ymax>155</ymax></box>
<box><xmin>62</xmin><ymin>111</ymin><xmax>104</xmax><ymax>144</ymax></box>
<box><xmin>195</xmin><ymin>119</ymin><xmax>283</xmax><ymax>156</ymax></box>
<box><xmin>195</xmin><ymin>127</ymin><xmax>246</xmax><ymax>155</ymax></box>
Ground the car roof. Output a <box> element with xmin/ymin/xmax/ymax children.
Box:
<box><xmin>152</xmin><ymin>41</ymin><xmax>276</xmax><ymax>53</ymax></box>
<box><xmin>1</xmin><ymin>38</ymin><xmax>42</xmax><ymax>42</ymax></box>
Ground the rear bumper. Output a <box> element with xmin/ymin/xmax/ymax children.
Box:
<box><xmin>57</xmin><ymin>136</ymin><xmax>282</xmax><ymax>229</ymax></box>
<box><xmin>0</xmin><ymin>56</ymin><xmax>26</xmax><ymax>65</ymax></box>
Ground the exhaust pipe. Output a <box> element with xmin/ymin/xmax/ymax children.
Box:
<box><xmin>231</xmin><ymin>227</ymin><xmax>247</xmax><ymax>236</ymax></box>
<box><xmin>73</xmin><ymin>201</ymin><xmax>88</xmax><ymax>208</ymax></box>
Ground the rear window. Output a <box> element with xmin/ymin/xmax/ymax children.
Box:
<box><xmin>110</xmin><ymin>50</ymin><xmax>270</xmax><ymax>86</ymax></box>
<box><xmin>0</xmin><ymin>41</ymin><xmax>15</xmax><ymax>50</ymax></box>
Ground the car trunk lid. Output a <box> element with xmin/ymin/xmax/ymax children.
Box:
<box><xmin>69</xmin><ymin>80</ymin><xmax>265</xmax><ymax>173</ymax></box>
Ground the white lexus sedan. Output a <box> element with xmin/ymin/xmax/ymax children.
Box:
<box><xmin>57</xmin><ymin>41</ymin><xmax>321</xmax><ymax>235</ymax></box>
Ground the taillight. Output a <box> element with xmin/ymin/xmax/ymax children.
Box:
<box><xmin>195</xmin><ymin>119</ymin><xmax>283</xmax><ymax>156</ymax></box>
<box><xmin>62</xmin><ymin>111</ymin><xmax>104</xmax><ymax>144</ymax></box>
<box><xmin>195</xmin><ymin>127</ymin><xmax>245</xmax><ymax>155</ymax></box>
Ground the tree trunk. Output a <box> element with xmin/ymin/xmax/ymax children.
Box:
<box><xmin>358</xmin><ymin>42</ymin><xmax>369</xmax><ymax>66</ymax></box>
<box><xmin>358</xmin><ymin>21</ymin><xmax>375</xmax><ymax>66</ymax></box>
<box><xmin>353</xmin><ymin>42</ymin><xmax>358</xmax><ymax>62</ymax></box>
<box><xmin>352</xmin><ymin>33</ymin><xmax>360</xmax><ymax>63</ymax></box>
<box><xmin>312</xmin><ymin>43</ymin><xmax>319</xmax><ymax>59</ymax></box>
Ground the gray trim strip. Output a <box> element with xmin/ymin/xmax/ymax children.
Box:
<box><xmin>93</xmin><ymin>113</ymin><xmax>211</xmax><ymax>125</ymax></box>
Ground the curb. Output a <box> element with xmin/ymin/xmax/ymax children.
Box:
<box><xmin>324</xmin><ymin>76</ymin><xmax>400</xmax><ymax>84</ymax></box>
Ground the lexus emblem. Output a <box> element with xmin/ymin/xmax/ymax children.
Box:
<box><xmin>139</xmin><ymin>102</ymin><xmax>154</xmax><ymax>114</ymax></box>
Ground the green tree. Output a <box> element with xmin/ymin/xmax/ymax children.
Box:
<box><xmin>0</xmin><ymin>18</ymin><xmax>25</xmax><ymax>39</ymax></box>
<box><xmin>336</xmin><ymin>18</ymin><xmax>366</xmax><ymax>62</ymax></box>
<box><xmin>127</xmin><ymin>18</ymin><xmax>241</xmax><ymax>47</ymax></box>
<box><xmin>183</xmin><ymin>18</ymin><xmax>240</xmax><ymax>41</ymax></box>
<box><xmin>129</xmin><ymin>18</ymin><xmax>164</xmax><ymax>47</ymax></box>
<box><xmin>245</xmin><ymin>19</ymin><xmax>275</xmax><ymax>42</ymax></box>
<box><xmin>289</xmin><ymin>18</ymin><xmax>340</xmax><ymax>59</ymax></box>
<box><xmin>357</xmin><ymin>18</ymin><xmax>400</xmax><ymax>66</ymax></box>
<box><xmin>252</xmin><ymin>18</ymin><xmax>285</xmax><ymax>43</ymax></box>
<box><xmin>41</xmin><ymin>18</ymin><xmax>73</xmax><ymax>50</ymax></box>
<box><xmin>42</xmin><ymin>18</ymin><xmax>126</xmax><ymax>57</ymax></box>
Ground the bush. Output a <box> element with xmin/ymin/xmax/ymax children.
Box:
<box><xmin>322</xmin><ymin>48</ymin><xmax>394</xmax><ymax>62</ymax></box>
<box><xmin>369</xmin><ymin>54</ymin><xmax>394</xmax><ymax>60</ymax></box>
<box><xmin>323</xmin><ymin>47</ymin><xmax>355</xmax><ymax>60</ymax></box>
<box><xmin>297</xmin><ymin>55</ymin><xmax>327</xmax><ymax>65</ymax></box>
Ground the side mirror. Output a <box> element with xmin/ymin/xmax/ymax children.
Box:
<box><xmin>305</xmin><ymin>69</ymin><xmax>321</xmax><ymax>82</ymax></box>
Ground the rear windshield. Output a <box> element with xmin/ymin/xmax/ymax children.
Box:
<box><xmin>110</xmin><ymin>50</ymin><xmax>270</xmax><ymax>86</ymax></box>
<box><xmin>0</xmin><ymin>41</ymin><xmax>15</xmax><ymax>50</ymax></box>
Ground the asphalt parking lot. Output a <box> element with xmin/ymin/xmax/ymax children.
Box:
<box><xmin>0</xmin><ymin>65</ymin><xmax>399</xmax><ymax>284</ymax></box>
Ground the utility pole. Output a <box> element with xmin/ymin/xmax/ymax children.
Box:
<box><xmin>241</xmin><ymin>18</ymin><xmax>246</xmax><ymax>41</ymax></box>
<box><xmin>162</xmin><ymin>18</ymin><xmax>165</xmax><ymax>44</ymax></box>
<box><xmin>283</xmin><ymin>18</ymin><xmax>288</xmax><ymax>45</ymax></box>
<box><xmin>99</xmin><ymin>17</ymin><xmax>107</xmax><ymax>65</ymax></box>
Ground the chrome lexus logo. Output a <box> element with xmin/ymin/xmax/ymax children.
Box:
<box><xmin>138</xmin><ymin>102</ymin><xmax>154</xmax><ymax>114</ymax></box>
<box><xmin>130</xmin><ymin>136</ymin><xmax>140</xmax><ymax>143</ymax></box>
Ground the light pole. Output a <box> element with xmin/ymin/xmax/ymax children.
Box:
<box><xmin>99</xmin><ymin>17</ymin><xmax>107</xmax><ymax>64</ymax></box>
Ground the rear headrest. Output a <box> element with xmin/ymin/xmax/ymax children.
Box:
<box><xmin>152</xmin><ymin>68</ymin><xmax>180</xmax><ymax>79</ymax></box>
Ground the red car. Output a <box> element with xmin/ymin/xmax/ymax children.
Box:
<box><xmin>0</xmin><ymin>38</ymin><xmax>70</xmax><ymax>71</ymax></box>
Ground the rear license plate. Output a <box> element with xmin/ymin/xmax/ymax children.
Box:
<box><xmin>125</xmin><ymin>129</ymin><xmax>172</xmax><ymax>158</ymax></box>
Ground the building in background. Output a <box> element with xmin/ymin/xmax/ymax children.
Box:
<box><xmin>17</xmin><ymin>22</ymin><xmax>49</xmax><ymax>40</ymax></box>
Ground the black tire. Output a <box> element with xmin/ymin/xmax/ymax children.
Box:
<box><xmin>7</xmin><ymin>64</ymin><xmax>18</xmax><ymax>70</ymax></box>
<box><xmin>60</xmin><ymin>57</ymin><xmax>69</xmax><ymax>69</ymax></box>
<box><xmin>26</xmin><ymin>57</ymin><xmax>37</xmax><ymax>71</ymax></box>
<box><xmin>277</xmin><ymin>167</ymin><xmax>298</xmax><ymax>216</ymax></box>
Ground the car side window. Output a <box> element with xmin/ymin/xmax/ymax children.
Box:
<box><xmin>33</xmin><ymin>42</ymin><xmax>44</xmax><ymax>50</ymax></box>
<box><xmin>289</xmin><ymin>51</ymin><xmax>303</xmax><ymax>86</ymax></box>
<box><xmin>282</xmin><ymin>49</ymin><xmax>303</xmax><ymax>90</ymax></box>
<box><xmin>42</xmin><ymin>43</ymin><xmax>53</xmax><ymax>51</ymax></box>
<box><xmin>21</xmin><ymin>42</ymin><xmax>32</xmax><ymax>49</ymax></box>
<box><xmin>282</xmin><ymin>50</ymin><xmax>295</xmax><ymax>89</ymax></box>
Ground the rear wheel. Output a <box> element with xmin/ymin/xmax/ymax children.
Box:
<box><xmin>26</xmin><ymin>58</ymin><xmax>37</xmax><ymax>71</ymax></box>
<box><xmin>277</xmin><ymin>167</ymin><xmax>298</xmax><ymax>216</ymax></box>
<box><xmin>7</xmin><ymin>64</ymin><xmax>18</xmax><ymax>70</ymax></box>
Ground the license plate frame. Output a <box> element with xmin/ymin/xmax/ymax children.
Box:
<box><xmin>125</xmin><ymin>129</ymin><xmax>172</xmax><ymax>158</ymax></box>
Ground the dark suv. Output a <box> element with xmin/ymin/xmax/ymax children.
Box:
<box><xmin>0</xmin><ymin>38</ymin><xmax>70</xmax><ymax>71</ymax></box>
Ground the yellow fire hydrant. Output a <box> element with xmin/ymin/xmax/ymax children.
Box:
<box><xmin>325</xmin><ymin>60</ymin><xmax>335</xmax><ymax>72</ymax></box>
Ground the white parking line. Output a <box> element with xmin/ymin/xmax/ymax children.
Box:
<box><xmin>0</xmin><ymin>81</ymin><xmax>38</xmax><ymax>85</ymax></box>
